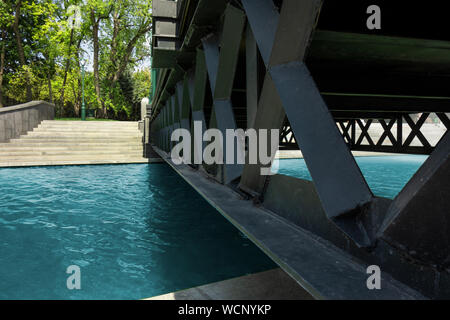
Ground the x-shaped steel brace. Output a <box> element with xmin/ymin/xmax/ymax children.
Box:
<box><xmin>377</xmin><ymin>119</ymin><xmax>397</xmax><ymax>146</ymax></box>
<box><xmin>404</xmin><ymin>113</ymin><xmax>431</xmax><ymax>148</ymax></box>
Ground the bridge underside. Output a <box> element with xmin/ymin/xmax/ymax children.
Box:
<box><xmin>147</xmin><ymin>0</ymin><xmax>450</xmax><ymax>299</ymax></box>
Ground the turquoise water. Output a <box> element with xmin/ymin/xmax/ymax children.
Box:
<box><xmin>273</xmin><ymin>155</ymin><xmax>427</xmax><ymax>199</ymax></box>
<box><xmin>0</xmin><ymin>164</ymin><xmax>275</xmax><ymax>300</ymax></box>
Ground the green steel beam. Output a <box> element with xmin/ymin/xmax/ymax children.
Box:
<box><xmin>214</xmin><ymin>4</ymin><xmax>246</xmax><ymax>100</ymax></box>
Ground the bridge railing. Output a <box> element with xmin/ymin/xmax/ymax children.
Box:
<box><xmin>0</xmin><ymin>101</ymin><xmax>55</xmax><ymax>143</ymax></box>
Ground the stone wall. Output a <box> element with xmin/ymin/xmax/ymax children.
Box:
<box><xmin>0</xmin><ymin>101</ymin><xmax>55</xmax><ymax>143</ymax></box>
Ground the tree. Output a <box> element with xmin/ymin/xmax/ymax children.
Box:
<box><xmin>96</xmin><ymin>0</ymin><xmax>152</xmax><ymax>118</ymax></box>
<box><xmin>0</xmin><ymin>30</ymin><xmax>5</xmax><ymax>108</ymax></box>
<box><xmin>58</xmin><ymin>1</ymin><xmax>84</xmax><ymax>113</ymax></box>
<box><xmin>12</xmin><ymin>1</ymin><xmax>33</xmax><ymax>101</ymax></box>
<box><xmin>31</xmin><ymin>0</ymin><xmax>60</xmax><ymax>104</ymax></box>
<box><xmin>86</xmin><ymin>0</ymin><xmax>113</xmax><ymax>116</ymax></box>
<box><xmin>0</xmin><ymin>2</ymin><xmax>12</xmax><ymax>107</ymax></box>
<box><xmin>1</xmin><ymin>0</ymin><xmax>58</xmax><ymax>105</ymax></box>
<box><xmin>0</xmin><ymin>0</ymin><xmax>153</xmax><ymax>120</ymax></box>
<box><xmin>107</xmin><ymin>0</ymin><xmax>152</xmax><ymax>86</ymax></box>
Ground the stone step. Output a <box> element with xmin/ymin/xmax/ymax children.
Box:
<box><xmin>0</xmin><ymin>145</ymin><xmax>142</xmax><ymax>152</ymax></box>
<box><xmin>37</xmin><ymin>126</ymin><xmax>140</xmax><ymax>131</ymax></box>
<box><xmin>21</xmin><ymin>136</ymin><xmax>141</xmax><ymax>141</ymax></box>
<box><xmin>39</xmin><ymin>123</ymin><xmax>138</xmax><ymax>129</ymax></box>
<box><xmin>41</xmin><ymin>120</ymin><xmax>138</xmax><ymax>124</ymax></box>
<box><xmin>34</xmin><ymin>127</ymin><xmax>140</xmax><ymax>132</ymax></box>
<box><xmin>38</xmin><ymin>127</ymin><xmax>139</xmax><ymax>131</ymax></box>
<box><xmin>24</xmin><ymin>134</ymin><xmax>141</xmax><ymax>139</ymax></box>
<box><xmin>0</xmin><ymin>141</ymin><xmax>142</xmax><ymax>147</ymax></box>
<box><xmin>38</xmin><ymin>122</ymin><xmax>139</xmax><ymax>126</ymax></box>
<box><xmin>0</xmin><ymin>120</ymin><xmax>147</xmax><ymax>167</ymax></box>
<box><xmin>0</xmin><ymin>158</ymin><xmax>150</xmax><ymax>168</ymax></box>
<box><xmin>7</xmin><ymin>138</ymin><xmax>142</xmax><ymax>146</ymax></box>
<box><xmin>33</xmin><ymin>128</ymin><xmax>142</xmax><ymax>135</ymax></box>
<box><xmin>36</xmin><ymin>127</ymin><xmax>140</xmax><ymax>132</ymax></box>
<box><xmin>25</xmin><ymin>132</ymin><xmax>141</xmax><ymax>138</ymax></box>
<box><xmin>0</xmin><ymin>149</ymin><xmax>143</xmax><ymax>157</ymax></box>
<box><xmin>0</xmin><ymin>153</ymin><xmax>145</xmax><ymax>161</ymax></box>
<box><xmin>16</xmin><ymin>135</ymin><xmax>142</xmax><ymax>143</ymax></box>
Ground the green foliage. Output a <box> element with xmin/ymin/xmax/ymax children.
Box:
<box><xmin>132</xmin><ymin>69</ymin><xmax>151</xmax><ymax>104</ymax></box>
<box><xmin>0</xmin><ymin>0</ymin><xmax>152</xmax><ymax>121</ymax></box>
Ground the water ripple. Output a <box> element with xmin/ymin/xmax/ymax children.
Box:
<box><xmin>0</xmin><ymin>164</ymin><xmax>275</xmax><ymax>299</ymax></box>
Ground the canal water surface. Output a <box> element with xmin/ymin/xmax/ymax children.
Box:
<box><xmin>0</xmin><ymin>155</ymin><xmax>426</xmax><ymax>299</ymax></box>
<box><xmin>273</xmin><ymin>155</ymin><xmax>427</xmax><ymax>199</ymax></box>
<box><xmin>0</xmin><ymin>164</ymin><xmax>275</xmax><ymax>299</ymax></box>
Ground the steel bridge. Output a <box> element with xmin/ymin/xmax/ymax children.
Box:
<box><xmin>144</xmin><ymin>0</ymin><xmax>450</xmax><ymax>299</ymax></box>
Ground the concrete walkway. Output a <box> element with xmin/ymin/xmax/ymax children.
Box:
<box><xmin>0</xmin><ymin>120</ymin><xmax>160</xmax><ymax>167</ymax></box>
<box><xmin>145</xmin><ymin>268</ymin><xmax>313</xmax><ymax>300</ymax></box>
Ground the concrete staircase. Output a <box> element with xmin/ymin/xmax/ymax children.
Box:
<box><xmin>0</xmin><ymin>120</ymin><xmax>150</xmax><ymax>167</ymax></box>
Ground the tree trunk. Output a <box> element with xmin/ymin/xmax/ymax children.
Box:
<box><xmin>72</xmin><ymin>80</ymin><xmax>81</xmax><ymax>117</ymax></box>
<box><xmin>0</xmin><ymin>30</ymin><xmax>5</xmax><ymax>108</ymax></box>
<box><xmin>13</xmin><ymin>1</ymin><xmax>32</xmax><ymax>102</ymax></box>
<box><xmin>110</xmin><ymin>9</ymin><xmax>120</xmax><ymax>71</ymax></box>
<box><xmin>47</xmin><ymin>74</ymin><xmax>53</xmax><ymax>103</ymax></box>
<box><xmin>74</xmin><ymin>40</ymin><xmax>82</xmax><ymax>117</ymax></box>
<box><xmin>91</xmin><ymin>10</ymin><xmax>104</xmax><ymax>117</ymax></box>
<box><xmin>58</xmin><ymin>28</ymin><xmax>74</xmax><ymax>114</ymax></box>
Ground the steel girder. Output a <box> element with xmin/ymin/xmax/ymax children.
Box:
<box><xmin>149</xmin><ymin>0</ymin><xmax>450</xmax><ymax>298</ymax></box>
<box><xmin>281</xmin><ymin>113</ymin><xmax>450</xmax><ymax>154</ymax></box>
<box><xmin>200</xmin><ymin>5</ymin><xmax>247</xmax><ymax>184</ymax></box>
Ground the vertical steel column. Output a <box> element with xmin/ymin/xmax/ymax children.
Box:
<box><xmin>177</xmin><ymin>79</ymin><xmax>190</xmax><ymax>133</ymax></box>
<box><xmin>157</xmin><ymin>114</ymin><xmax>162</xmax><ymax>149</ymax></box>
<box><xmin>397</xmin><ymin>116</ymin><xmax>403</xmax><ymax>149</ymax></box>
<box><xmin>171</xmin><ymin>94</ymin><xmax>180</xmax><ymax>152</ymax></box>
<box><xmin>163</xmin><ymin>105</ymin><xmax>169</xmax><ymax>152</ymax></box>
<box><xmin>173</xmin><ymin>93</ymin><xmax>181</xmax><ymax>130</ymax></box>
<box><xmin>239</xmin><ymin>0</ymin><xmax>284</xmax><ymax>194</ymax></box>
<box><xmin>190</xmin><ymin>49</ymin><xmax>209</xmax><ymax>165</ymax></box>
<box><xmin>245</xmin><ymin>25</ymin><xmax>260</xmax><ymax>129</ymax></box>
<box><xmin>167</xmin><ymin>99</ymin><xmax>174</xmax><ymax>152</ymax></box>
<box><xmin>175</xmin><ymin>75</ymin><xmax>192</xmax><ymax>163</ymax></box>
<box><xmin>201</xmin><ymin>4</ymin><xmax>246</xmax><ymax>184</ymax></box>
<box><xmin>160</xmin><ymin>107</ymin><xmax>165</xmax><ymax>151</ymax></box>
<box><xmin>202</xmin><ymin>34</ymin><xmax>220</xmax><ymax>94</ymax></box>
